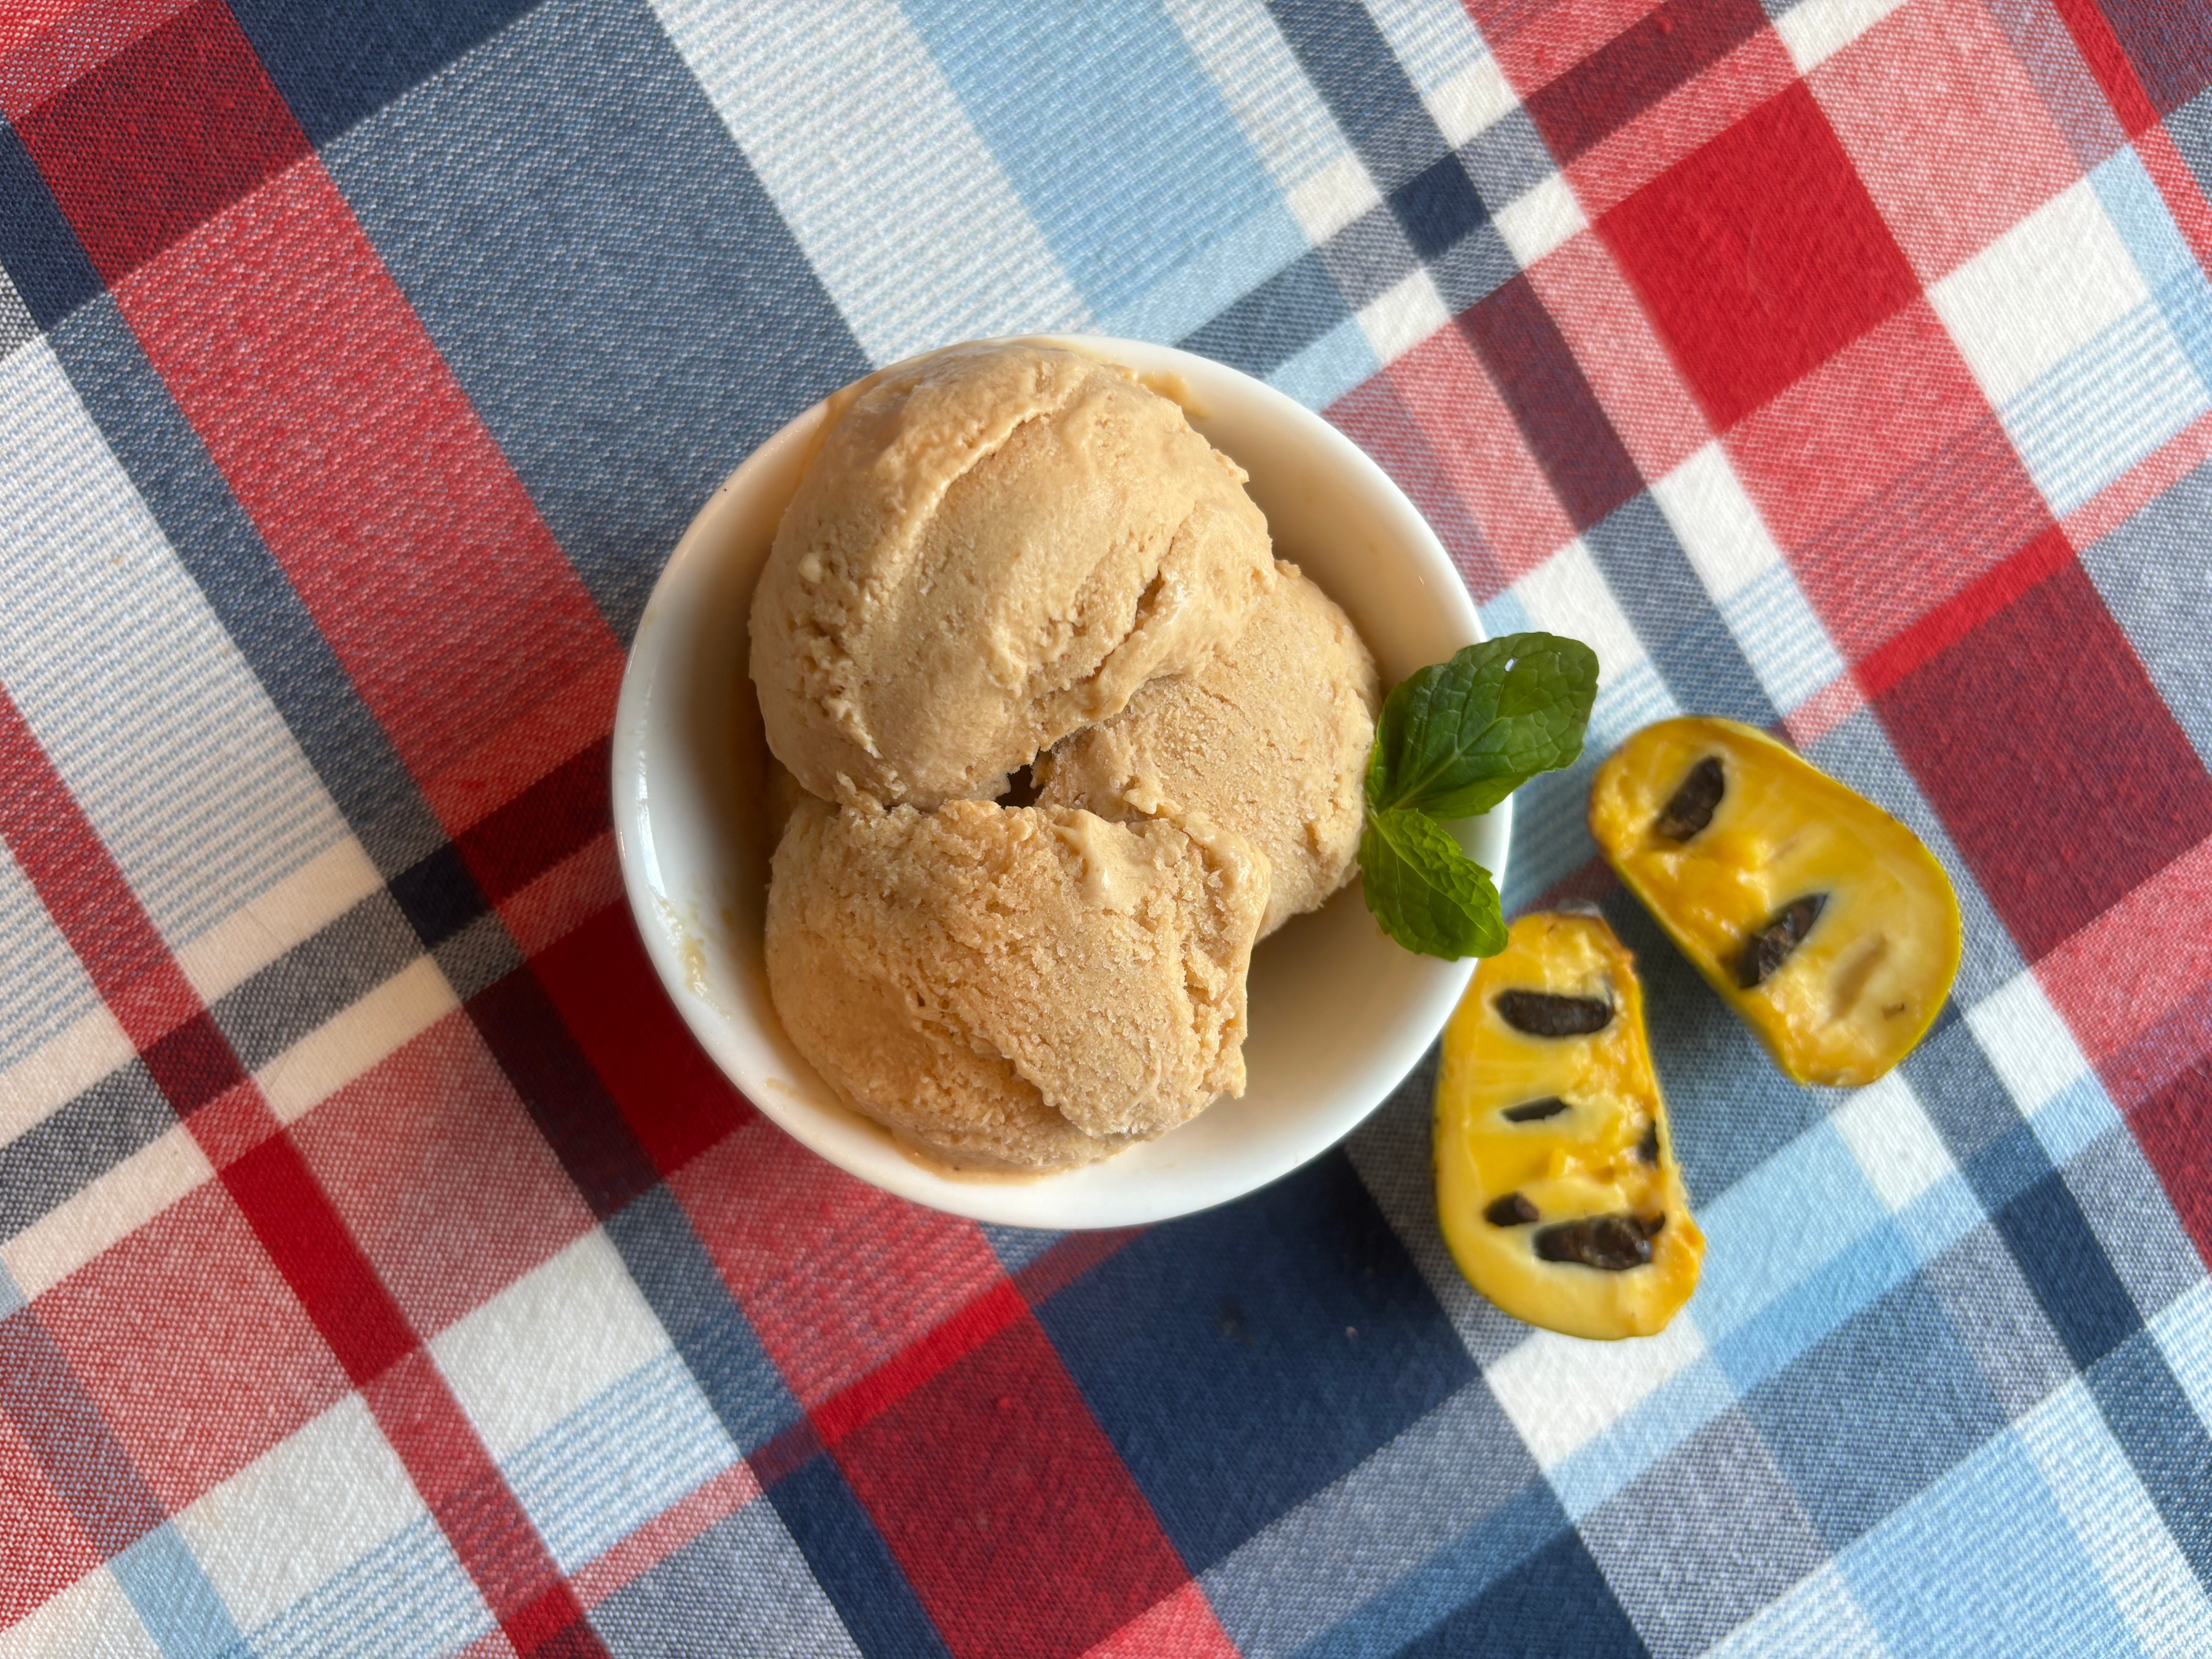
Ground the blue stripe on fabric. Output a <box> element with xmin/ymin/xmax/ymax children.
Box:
<box><xmin>1496</xmin><ymin>657</ymin><xmax>1677</xmax><ymax>910</ymax></box>
<box><xmin>591</xmin><ymin>1502</ymin><xmax>862</xmax><ymax>1659</ymax></box>
<box><xmin>1546</xmin><ymin>1356</ymin><xmax>1741</xmax><ymax>1520</ymax></box>
<box><xmin>1841</xmin><ymin>1430</ymin><xmax>2144</xmax><ymax>1659</ymax></box>
<box><xmin>979</xmin><ymin>1223</ymin><xmax>1066</xmax><ymax>1274</ymax></box>
<box><xmin>1996</xmin><ymin>1173</ymin><xmax>2145</xmax><ymax>1372</ymax></box>
<box><xmin>0</xmin><ymin>1261</ymin><xmax>20</xmax><ymax>1319</ymax></box>
<box><xmin>1264</xmin><ymin>0</ymin><xmax>1456</xmax><ymax>194</ymax></box>
<box><xmin>46</xmin><ymin>303</ymin><xmax>436</xmax><ymax>872</ymax></box>
<box><xmin>2001</xmin><ymin>302</ymin><xmax>2209</xmax><ymax>514</ymax></box>
<box><xmin>897</xmin><ymin>0</ymin><xmax>1279</xmax><ymax>316</ymax></box>
<box><xmin>2035</xmin><ymin>1079</ymin><xmax>2123</xmax><ymax>1168</ymax></box>
<box><xmin>2155</xmin><ymin>264</ymin><xmax>2212</xmax><ymax>402</ymax></box>
<box><xmin>604</xmin><ymin>1187</ymin><xmax>800</xmax><ymax>1453</ymax></box>
<box><xmin>1099</xmin><ymin>199</ymin><xmax>1312</xmax><ymax>346</ymax></box>
<box><xmin>768</xmin><ymin>1455</ymin><xmax>954</xmax><ymax>1659</ymax></box>
<box><xmin>229</xmin><ymin>0</ymin><xmax>542</xmax><ymax>146</ymax></box>
<box><xmin>0</xmin><ymin>122</ymin><xmax>102</xmax><ymax>330</ymax></box>
<box><xmin>248</xmin><ymin>1516</ymin><xmax>492</xmax><ymax>1659</ymax></box>
<box><xmin>1289</xmin><ymin>1478</ymin><xmax>1573</xmax><ymax>1659</ymax></box>
<box><xmin>1717</xmin><ymin>564</ymin><xmax>1848</xmax><ymax>714</ymax></box>
<box><xmin>1583</xmin><ymin>494</ymin><xmax>1778</xmax><ymax>729</ymax></box>
<box><xmin>501</xmin><ymin>1350</ymin><xmax>740</xmax><ymax>1572</ymax></box>
<box><xmin>322</xmin><ymin>0</ymin><xmax>867</xmax><ymax>640</ymax></box>
<box><xmin>2090</xmin><ymin>145</ymin><xmax>2200</xmax><ymax>294</ymax></box>
<box><xmin>1267</xmin><ymin>312</ymin><xmax>1381</xmax><ymax>410</ymax></box>
<box><xmin>2090</xmin><ymin>1333</ymin><xmax>2212</xmax><ymax>1595</ymax></box>
<box><xmin>1181</xmin><ymin>249</ymin><xmax>1353</xmax><ymax>378</ymax></box>
<box><xmin>1391</xmin><ymin>1523</ymin><xmax>1651</xmax><ymax>1659</ymax></box>
<box><xmin>1693</xmin><ymin>1123</ymin><xmax>1890</xmax><ymax>1341</ymax></box>
<box><xmin>1894</xmin><ymin>1170</ymin><xmax>1991</xmax><ymax>1266</ymax></box>
<box><xmin>110</xmin><ymin>1525</ymin><xmax>247</xmax><ymax>1659</ymax></box>
<box><xmin>1714</xmin><ymin>1221</ymin><xmax>1921</xmax><ymax>1397</ymax></box>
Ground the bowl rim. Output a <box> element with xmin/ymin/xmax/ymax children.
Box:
<box><xmin>611</xmin><ymin>334</ymin><xmax>1503</xmax><ymax>1227</ymax></box>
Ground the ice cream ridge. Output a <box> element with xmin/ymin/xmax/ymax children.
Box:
<box><xmin>754</xmin><ymin>342</ymin><xmax>1380</xmax><ymax>1170</ymax></box>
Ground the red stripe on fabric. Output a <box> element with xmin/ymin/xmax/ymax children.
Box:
<box><xmin>1523</xmin><ymin>0</ymin><xmax>1769</xmax><ymax>163</ymax></box>
<box><xmin>13</xmin><ymin>2</ymin><xmax>309</xmax><ymax>280</ymax></box>
<box><xmin>110</xmin><ymin>150</ymin><xmax>621</xmax><ymax>782</ymax></box>
<box><xmin>2126</xmin><ymin>1054</ymin><xmax>2212</xmax><ymax>1269</ymax></box>
<box><xmin>1852</xmin><ymin>525</ymin><xmax>2075</xmax><ymax>697</ymax></box>
<box><xmin>219</xmin><ymin>1135</ymin><xmax>416</xmax><ymax>1384</ymax></box>
<box><xmin>2048</xmin><ymin>0</ymin><xmax>2159</xmax><ymax>134</ymax></box>
<box><xmin>1474</xmin><ymin>0</ymin><xmax>1670</xmax><ymax>95</ymax></box>
<box><xmin>1013</xmin><ymin>1230</ymin><xmax>1144</xmax><ymax>1307</ymax></box>
<box><xmin>0</xmin><ymin>692</ymin><xmax>603</xmax><ymax>1657</ymax></box>
<box><xmin>0</xmin><ymin>1402</ymin><xmax>103</xmax><ymax>1626</ymax></box>
<box><xmin>834</xmin><ymin>1314</ymin><xmax>1193</xmax><ymax>1659</ymax></box>
<box><xmin>1564</xmin><ymin>30</ymin><xmax>1798</xmax><ymax>218</ymax></box>
<box><xmin>2037</xmin><ymin>831</ymin><xmax>2212</xmax><ymax>1063</ymax></box>
<box><xmin>812</xmin><ymin>1281</ymin><xmax>1028</xmax><ymax>1446</ymax></box>
<box><xmin>668</xmin><ymin>1121</ymin><xmax>1006</xmax><ymax>1408</ymax></box>
<box><xmin>358</xmin><ymin>1352</ymin><xmax>598</xmax><ymax>1653</ymax></box>
<box><xmin>1080</xmin><ymin>1582</ymin><xmax>1243</xmax><ymax>1659</ymax></box>
<box><xmin>453</xmin><ymin>737</ymin><xmax>613</xmax><ymax>907</ymax></box>
<box><xmin>570</xmin><ymin>1463</ymin><xmax>760</xmax><ymax>1609</ymax></box>
<box><xmin>0</xmin><ymin>687</ymin><xmax>194</xmax><ymax>1048</ymax></box>
<box><xmin>495</xmin><ymin>831</ymin><xmax>625</xmax><ymax>966</ymax></box>
<box><xmin>0</xmin><ymin>1310</ymin><xmax>167</xmax><ymax>1558</ymax></box>
<box><xmin>0</xmin><ymin>0</ymin><xmax>196</xmax><ymax>117</ymax></box>
<box><xmin>531</xmin><ymin>905</ymin><xmax>752</xmax><ymax>1178</ymax></box>
<box><xmin>11</xmin><ymin>0</ymin><xmax>621</xmax><ymax>785</ymax></box>
<box><xmin>2061</xmin><ymin>409</ymin><xmax>2212</xmax><ymax>549</ymax></box>
<box><xmin>423</xmin><ymin>658</ymin><xmax>623</xmax><ymax>837</ymax></box>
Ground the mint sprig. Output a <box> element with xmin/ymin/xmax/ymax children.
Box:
<box><xmin>1358</xmin><ymin>633</ymin><xmax>1598</xmax><ymax>959</ymax></box>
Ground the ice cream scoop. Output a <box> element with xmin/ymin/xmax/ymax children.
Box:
<box><xmin>750</xmin><ymin>342</ymin><xmax>1276</xmax><ymax>809</ymax></box>
<box><xmin>1035</xmin><ymin>563</ymin><xmax>1379</xmax><ymax>937</ymax></box>
<box><xmin>763</xmin><ymin>795</ymin><xmax>1267</xmax><ymax>1169</ymax></box>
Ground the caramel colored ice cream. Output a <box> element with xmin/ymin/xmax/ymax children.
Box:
<box><xmin>750</xmin><ymin>342</ymin><xmax>1276</xmax><ymax>809</ymax></box>
<box><xmin>764</xmin><ymin>797</ymin><xmax>1267</xmax><ymax>1169</ymax></box>
<box><xmin>1036</xmin><ymin>564</ymin><xmax>1379</xmax><ymax>937</ymax></box>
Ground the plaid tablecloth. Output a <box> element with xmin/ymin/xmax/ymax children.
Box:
<box><xmin>3</xmin><ymin>0</ymin><xmax>2209</xmax><ymax>1653</ymax></box>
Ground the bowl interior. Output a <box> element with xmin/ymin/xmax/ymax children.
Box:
<box><xmin>613</xmin><ymin>337</ymin><xmax>1505</xmax><ymax>1227</ymax></box>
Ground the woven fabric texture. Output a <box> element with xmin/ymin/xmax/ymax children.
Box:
<box><xmin>2</xmin><ymin>0</ymin><xmax>2210</xmax><ymax>1654</ymax></box>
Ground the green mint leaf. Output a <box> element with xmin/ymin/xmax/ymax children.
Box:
<box><xmin>1366</xmin><ymin>632</ymin><xmax>1599</xmax><ymax>819</ymax></box>
<box><xmin>1359</xmin><ymin>807</ymin><xmax>1508</xmax><ymax>960</ymax></box>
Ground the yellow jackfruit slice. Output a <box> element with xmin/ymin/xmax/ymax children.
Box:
<box><xmin>1588</xmin><ymin>716</ymin><xmax>1961</xmax><ymax>1088</ymax></box>
<box><xmin>1435</xmin><ymin>911</ymin><xmax>1702</xmax><ymax>1341</ymax></box>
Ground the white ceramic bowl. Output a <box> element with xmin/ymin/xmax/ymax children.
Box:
<box><xmin>612</xmin><ymin>337</ymin><xmax>1503</xmax><ymax>1228</ymax></box>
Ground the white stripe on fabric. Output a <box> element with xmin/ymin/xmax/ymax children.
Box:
<box><xmin>1285</xmin><ymin>153</ymin><xmax>1385</xmax><ymax>244</ymax></box>
<box><xmin>2019</xmin><ymin>1379</ymin><xmax>2212</xmax><ymax>1658</ymax></box>
<box><xmin>1357</xmin><ymin>268</ymin><xmax>1451</xmax><ymax>365</ymax></box>
<box><xmin>1830</xmin><ymin>1072</ymin><xmax>1956</xmax><ymax>1214</ymax></box>
<box><xmin>1160</xmin><ymin>0</ymin><xmax>1352</xmax><ymax>198</ymax></box>
<box><xmin>2001</xmin><ymin>301</ymin><xmax>2209</xmax><ymax>514</ymax></box>
<box><xmin>1490</xmin><ymin>172</ymin><xmax>1586</xmax><ymax>268</ymax></box>
<box><xmin>1365</xmin><ymin>0</ymin><xmax>1489</xmax><ymax>95</ymax></box>
<box><xmin>1965</xmin><ymin>969</ymin><xmax>2093</xmax><ymax>1116</ymax></box>
<box><xmin>1778</xmin><ymin>0</ymin><xmax>1911</xmax><ymax>71</ymax></box>
<box><xmin>0</xmin><ymin>265</ymin><xmax>33</xmax><ymax>363</ymax></box>
<box><xmin>0</xmin><ymin>1567</ymin><xmax>161</xmax><ymax>1659</ymax></box>
<box><xmin>175</xmin><ymin>1395</ymin><xmax>425</xmax><ymax>1636</ymax></box>
<box><xmin>1428</xmin><ymin>53</ymin><xmax>1518</xmax><ymax>149</ymax></box>
<box><xmin>648</xmin><ymin>0</ymin><xmax>1087</xmax><ymax>365</ymax></box>
<box><xmin>1704</xmin><ymin>1563</ymin><xmax>1891</xmax><ymax>1658</ymax></box>
<box><xmin>1930</xmin><ymin>179</ymin><xmax>2148</xmax><ymax>406</ymax></box>
<box><xmin>0</xmin><ymin>1121</ymin><xmax>213</xmax><ymax>1298</ymax></box>
<box><xmin>0</xmin><ymin>1003</ymin><xmax>131</xmax><ymax>1147</ymax></box>
<box><xmin>254</xmin><ymin>955</ymin><xmax>457</xmax><ymax>1125</ymax></box>
<box><xmin>1651</xmin><ymin>442</ymin><xmax>1782</xmax><ymax>601</ymax></box>
<box><xmin>1485</xmin><ymin>1314</ymin><xmax>1712</xmax><ymax>1469</ymax></box>
<box><xmin>172</xmin><ymin>835</ymin><xmax>383</xmax><ymax>1005</ymax></box>
<box><xmin>429</xmin><ymin>1230</ymin><xmax>673</xmax><ymax>1462</ymax></box>
<box><xmin>1719</xmin><ymin>565</ymin><xmax>1850</xmax><ymax>714</ymax></box>
<box><xmin>0</xmin><ymin>840</ymin><xmax>100</xmax><ymax>1078</ymax></box>
<box><xmin>501</xmin><ymin>1350</ymin><xmax>740</xmax><ymax>1571</ymax></box>
<box><xmin>0</xmin><ymin>344</ymin><xmax>349</xmax><ymax>951</ymax></box>
<box><xmin>1515</xmin><ymin>538</ymin><xmax>1649</xmax><ymax>681</ymax></box>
